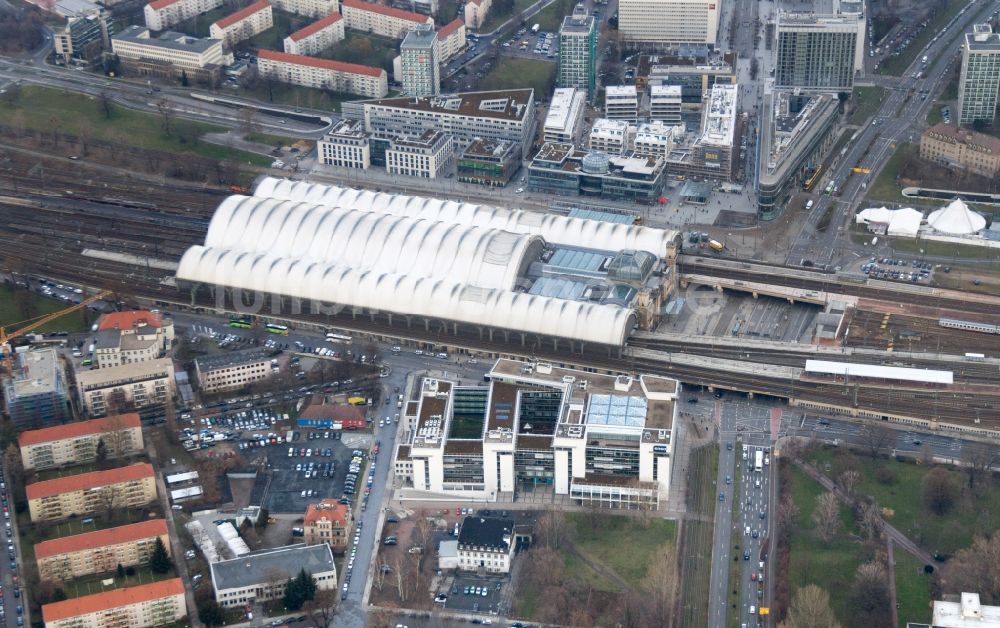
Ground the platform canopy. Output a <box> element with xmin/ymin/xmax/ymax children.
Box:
<box><xmin>804</xmin><ymin>360</ymin><xmax>953</xmax><ymax>385</ymax></box>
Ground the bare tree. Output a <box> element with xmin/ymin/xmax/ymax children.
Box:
<box><xmin>303</xmin><ymin>588</ymin><xmax>338</xmax><ymax>627</ymax></box>
<box><xmin>856</xmin><ymin>501</ymin><xmax>883</xmax><ymax>542</ymax></box>
<box><xmin>811</xmin><ymin>492</ymin><xmax>841</xmax><ymax>542</ymax></box>
<box><xmin>947</xmin><ymin>531</ymin><xmax>1000</xmax><ymax>603</ymax></box>
<box><xmin>777</xmin><ymin>494</ymin><xmax>800</xmax><ymax>543</ymax></box>
<box><xmin>413</xmin><ymin>510</ymin><xmax>432</xmax><ymax>552</ymax></box>
<box><xmin>100</xmin><ymin>413</ymin><xmax>133</xmax><ymax>460</ymax></box>
<box><xmin>837</xmin><ymin>469</ymin><xmax>860</xmax><ymax>497</ymax></box>
<box><xmin>264</xmin><ymin>567</ymin><xmax>287</xmax><ymax>599</ymax></box>
<box><xmin>392</xmin><ymin>555</ymin><xmax>408</xmax><ymax>602</ymax></box>
<box><xmin>535</xmin><ymin>511</ymin><xmax>572</xmax><ymax>550</ymax></box>
<box><xmin>238</xmin><ymin>107</ymin><xmax>260</xmax><ymax>140</ymax></box>
<box><xmin>861</xmin><ymin>421</ymin><xmax>894</xmax><ymax>459</ymax></box>
<box><xmin>97</xmin><ymin>484</ymin><xmax>122</xmax><ymax>521</ymax></box>
<box><xmin>164</xmin><ymin>398</ymin><xmax>180</xmax><ymax>446</ymax></box>
<box><xmin>922</xmin><ymin>466</ymin><xmax>959</xmax><ymax>515</ymax></box>
<box><xmin>783</xmin><ymin>584</ymin><xmax>841</xmax><ymax>628</ymax></box>
<box><xmin>10</xmin><ymin>110</ymin><xmax>25</xmax><ymax>139</ymax></box>
<box><xmin>156</xmin><ymin>99</ymin><xmax>175</xmax><ymax>137</ymax></box>
<box><xmin>3</xmin><ymin>444</ymin><xmax>24</xmax><ymax>504</ymax></box>
<box><xmin>77</xmin><ymin>118</ymin><xmax>93</xmax><ymax>156</ymax></box>
<box><xmin>98</xmin><ymin>91</ymin><xmax>114</xmax><ymax>119</ymax></box>
<box><xmin>641</xmin><ymin>545</ymin><xmax>678</xmax><ymax>626</ymax></box>
<box><xmin>920</xmin><ymin>442</ymin><xmax>934</xmax><ymax>466</ymax></box>
<box><xmin>963</xmin><ymin>442</ymin><xmax>999</xmax><ymax>492</ymax></box>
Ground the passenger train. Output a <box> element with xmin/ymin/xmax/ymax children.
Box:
<box><xmin>939</xmin><ymin>318</ymin><xmax>1000</xmax><ymax>335</ymax></box>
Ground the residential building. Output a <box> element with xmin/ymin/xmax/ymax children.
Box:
<box><xmin>958</xmin><ymin>24</ymin><xmax>1000</xmax><ymax>126</ymax></box>
<box><xmin>194</xmin><ymin>349</ymin><xmax>272</xmax><ymax>393</ymax></box>
<box><xmin>144</xmin><ymin>0</ymin><xmax>222</xmax><ymax>32</ymax></box>
<box><xmin>111</xmin><ymin>25</ymin><xmax>230</xmax><ymax>82</ymax></box>
<box><xmin>2</xmin><ymin>348</ymin><xmax>72</xmax><ymax>428</ymax></box>
<box><xmin>394</xmin><ymin>359</ymin><xmax>678</xmax><ymax>508</ymax></box>
<box><xmin>929</xmin><ymin>592</ymin><xmax>1000</xmax><ymax>627</ymax></box>
<box><xmin>19</xmin><ymin>413</ymin><xmax>143</xmax><ymax>471</ymax></box>
<box><xmin>390</xmin><ymin>0</ymin><xmax>435</xmax><ymax>17</ymax></box>
<box><xmin>456</xmin><ymin>138</ymin><xmax>521</xmax><ymax>186</ymax></box>
<box><xmin>633</xmin><ymin>120</ymin><xmax>682</xmax><ymax>158</ymax></box>
<box><xmin>618</xmin><ymin>0</ymin><xmax>719</xmax><ymax>45</ymax></box>
<box><xmin>650</xmin><ymin>84</ymin><xmax>682</xmax><ymax>123</ymax></box>
<box><xmin>341</xmin><ymin>0</ymin><xmax>433</xmax><ymax>39</ymax></box>
<box><xmin>211</xmin><ymin>543</ymin><xmax>337</xmax><ymax>607</ymax></box>
<box><xmin>257</xmin><ymin>49</ymin><xmax>388</xmax><ymax>97</ymax></box>
<box><xmin>557</xmin><ymin>8</ymin><xmax>596</xmax><ymax>100</ymax></box>
<box><xmin>543</xmin><ymin>87</ymin><xmax>586</xmax><ymax>142</ymax></box>
<box><xmin>36</xmin><ymin>519</ymin><xmax>169</xmax><ymax>581</ymax></box>
<box><xmin>75</xmin><ymin>357</ymin><xmax>174</xmax><ymax>417</ymax></box>
<box><xmin>94</xmin><ymin>310</ymin><xmax>173</xmax><ymax>369</ymax></box>
<box><xmin>52</xmin><ymin>9</ymin><xmax>112</xmax><ymax>62</ymax></box>
<box><xmin>284</xmin><ymin>13</ymin><xmax>345</xmax><ymax>56</ymax></box>
<box><xmin>775</xmin><ymin>0</ymin><xmax>865</xmax><ymax>92</ymax></box>
<box><xmin>303</xmin><ymin>499</ymin><xmax>353</xmax><ymax>552</ymax></box>
<box><xmin>463</xmin><ymin>0</ymin><xmax>490</xmax><ymax>29</ymax></box>
<box><xmin>42</xmin><ymin>579</ymin><xmax>186</xmax><ymax>628</ymax></box>
<box><xmin>210</xmin><ymin>0</ymin><xmax>273</xmax><ymax>48</ymax></box>
<box><xmin>605</xmin><ymin>85</ymin><xmax>639</xmax><ymax>121</ymax></box>
<box><xmin>456</xmin><ymin>516</ymin><xmax>515</xmax><ymax>573</ymax></box>
<box><xmin>345</xmin><ymin>89</ymin><xmax>536</xmax><ymax>153</ymax></box>
<box><xmin>400</xmin><ymin>24</ymin><xmax>439</xmax><ymax>97</ymax></box>
<box><xmin>528</xmin><ymin>142</ymin><xmax>666</xmax><ymax>203</ymax></box>
<box><xmin>589</xmin><ymin>118</ymin><xmax>631</xmax><ymax>155</ymax></box>
<box><xmin>921</xmin><ymin>122</ymin><xmax>1000</xmax><ymax>178</ymax></box>
<box><xmin>318</xmin><ymin>118</ymin><xmax>372</xmax><ymax>168</ymax></box>
<box><xmin>27</xmin><ymin>463</ymin><xmax>157</xmax><ymax>522</ymax></box>
<box><xmin>385</xmin><ymin>129</ymin><xmax>455</xmax><ymax>178</ymax></box>
<box><xmin>436</xmin><ymin>17</ymin><xmax>466</xmax><ymax>63</ymax></box>
<box><xmin>270</xmin><ymin>0</ymin><xmax>337</xmax><ymax>18</ymax></box>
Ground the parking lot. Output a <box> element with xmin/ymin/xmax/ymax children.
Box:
<box><xmin>445</xmin><ymin>574</ymin><xmax>509</xmax><ymax>614</ymax></box>
<box><xmin>501</xmin><ymin>28</ymin><xmax>559</xmax><ymax>59</ymax></box>
<box><xmin>264</xmin><ymin>430</ymin><xmax>372</xmax><ymax>514</ymax></box>
<box><xmin>860</xmin><ymin>256</ymin><xmax>935</xmax><ymax>284</ymax></box>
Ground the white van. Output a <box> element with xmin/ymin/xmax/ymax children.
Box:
<box><xmin>805</xmin><ymin>200</ymin><xmax>814</xmax><ymax>210</ymax></box>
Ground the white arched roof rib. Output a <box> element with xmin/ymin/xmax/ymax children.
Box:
<box><xmin>252</xmin><ymin>177</ymin><xmax>679</xmax><ymax>258</ymax></box>
<box><xmin>176</xmin><ymin>246</ymin><xmax>634</xmax><ymax>345</ymax></box>
<box><xmin>201</xmin><ymin>196</ymin><xmax>537</xmax><ymax>291</ymax></box>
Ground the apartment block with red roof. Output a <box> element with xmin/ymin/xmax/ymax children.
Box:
<box><xmin>143</xmin><ymin>0</ymin><xmax>223</xmax><ymax>31</ymax></box>
<box><xmin>27</xmin><ymin>463</ymin><xmax>157</xmax><ymax>522</ymax></box>
<box><xmin>257</xmin><ymin>49</ymin><xmax>388</xmax><ymax>97</ymax></box>
<box><xmin>210</xmin><ymin>0</ymin><xmax>273</xmax><ymax>48</ymax></box>
<box><xmin>19</xmin><ymin>413</ymin><xmax>143</xmax><ymax>471</ymax></box>
<box><xmin>271</xmin><ymin>0</ymin><xmax>337</xmax><ymax>18</ymax></box>
<box><xmin>303</xmin><ymin>499</ymin><xmax>353</xmax><ymax>552</ymax></box>
<box><xmin>463</xmin><ymin>0</ymin><xmax>491</xmax><ymax>29</ymax></box>
<box><xmin>341</xmin><ymin>0</ymin><xmax>433</xmax><ymax>39</ymax></box>
<box><xmin>283</xmin><ymin>12</ymin><xmax>345</xmax><ymax>56</ymax></box>
<box><xmin>436</xmin><ymin>17</ymin><xmax>466</xmax><ymax>63</ymax></box>
<box><xmin>42</xmin><ymin>578</ymin><xmax>186</xmax><ymax>628</ymax></box>
<box><xmin>35</xmin><ymin>519</ymin><xmax>170</xmax><ymax>581</ymax></box>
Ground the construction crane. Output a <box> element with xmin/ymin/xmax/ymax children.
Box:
<box><xmin>0</xmin><ymin>291</ymin><xmax>111</xmax><ymax>375</ymax></box>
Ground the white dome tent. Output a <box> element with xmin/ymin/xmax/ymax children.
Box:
<box><xmin>927</xmin><ymin>198</ymin><xmax>986</xmax><ymax>235</ymax></box>
<box><xmin>855</xmin><ymin>206</ymin><xmax>923</xmax><ymax>237</ymax></box>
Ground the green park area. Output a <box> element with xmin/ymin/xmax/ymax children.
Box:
<box><xmin>848</xmin><ymin>86</ymin><xmax>887</xmax><ymax>126</ymax></box>
<box><xmin>0</xmin><ymin>285</ymin><xmax>90</xmax><ymax>334</ymax></box>
<box><xmin>480</xmin><ymin>57</ymin><xmax>556</xmax><ymax>99</ymax></box>
<box><xmin>321</xmin><ymin>30</ymin><xmax>400</xmax><ymax>75</ymax></box>
<box><xmin>533</xmin><ymin>0</ymin><xmax>573</xmax><ymax>32</ymax></box>
<box><xmin>864</xmin><ymin>142</ymin><xmax>914</xmax><ymax>203</ymax></box>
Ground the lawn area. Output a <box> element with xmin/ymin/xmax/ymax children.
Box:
<box><xmin>320</xmin><ymin>30</ymin><xmax>401</xmax><ymax>75</ymax></box>
<box><xmin>0</xmin><ymin>285</ymin><xmax>90</xmax><ymax>333</ymax></box>
<box><xmin>848</xmin><ymin>86</ymin><xmax>887</xmax><ymax>126</ymax></box>
<box><xmin>480</xmin><ymin>58</ymin><xmax>556</xmax><ymax>100</ymax></box>
<box><xmin>36</xmin><ymin>462</ymin><xmax>99</xmax><ymax>482</ymax></box>
<box><xmin>533</xmin><ymin>0</ymin><xmax>570</xmax><ymax>32</ymax></box>
<box><xmin>65</xmin><ymin>565</ymin><xmax>176</xmax><ymax>599</ymax></box>
<box><xmin>244</xmin><ymin>131</ymin><xmax>300</xmax><ymax>148</ymax></box>
<box><xmin>865</xmin><ymin>142</ymin><xmax>914</xmax><ymax>203</ymax></box>
<box><xmin>566</xmin><ymin>513</ymin><xmax>676</xmax><ymax>589</ymax></box>
<box><xmin>176</xmin><ymin>6</ymin><xmax>230</xmax><ymax>38</ymax></box>
<box><xmin>894</xmin><ymin>550</ymin><xmax>933</xmax><ymax>627</ymax></box>
<box><xmin>926</xmin><ymin>105</ymin><xmax>942</xmax><ymax>125</ymax></box>
<box><xmin>0</xmin><ymin>86</ymin><xmax>269</xmax><ymax>165</ymax></box>
<box><xmin>880</xmin><ymin>0</ymin><xmax>969</xmax><ymax>76</ymax></box>
<box><xmin>233</xmin><ymin>82</ymin><xmax>366</xmax><ymax>113</ymax></box>
<box><xmin>481</xmin><ymin>0</ymin><xmax>537</xmax><ymax>32</ymax></box>
<box><xmin>244</xmin><ymin>9</ymin><xmax>312</xmax><ymax>51</ymax></box>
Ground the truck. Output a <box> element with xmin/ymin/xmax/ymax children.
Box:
<box><xmin>531</xmin><ymin>23</ymin><xmax>540</xmax><ymax>33</ymax></box>
<box><xmin>754</xmin><ymin>450</ymin><xmax>763</xmax><ymax>472</ymax></box>
<box><xmin>708</xmin><ymin>239</ymin><xmax>725</xmax><ymax>252</ymax></box>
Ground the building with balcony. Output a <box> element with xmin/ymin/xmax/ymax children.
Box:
<box><xmin>436</xmin><ymin>17</ymin><xmax>466</xmax><ymax>63</ymax></box>
<box><xmin>463</xmin><ymin>0</ymin><xmax>490</xmax><ymax>29</ymax></box>
<box><xmin>36</xmin><ymin>519</ymin><xmax>170</xmax><ymax>581</ymax></box>
<box><xmin>400</xmin><ymin>24</ymin><xmax>439</xmax><ymax>97</ymax></box>
<box><xmin>75</xmin><ymin>357</ymin><xmax>174</xmax><ymax>417</ymax></box>
<box><xmin>144</xmin><ymin>0</ymin><xmax>222</xmax><ymax>32</ymax></box>
<box><xmin>2</xmin><ymin>347</ymin><xmax>72</xmax><ymax>428</ymax></box>
<box><xmin>589</xmin><ymin>118</ymin><xmax>632</xmax><ymax>155</ymax></box>
<box><xmin>649</xmin><ymin>84</ymin><xmax>682</xmax><ymax>124</ymax></box>
<box><xmin>605</xmin><ymin>85</ymin><xmax>639</xmax><ymax>121</ymax></box>
<box><xmin>633</xmin><ymin>121</ymin><xmax>682</xmax><ymax>158</ymax></box>
<box><xmin>271</xmin><ymin>0</ymin><xmax>337</xmax><ymax>18</ymax></box>
<box><xmin>19</xmin><ymin>413</ymin><xmax>143</xmax><ymax>471</ymax></box>
<box><xmin>257</xmin><ymin>49</ymin><xmax>388</xmax><ymax>97</ymax></box>
<box><xmin>284</xmin><ymin>13</ymin><xmax>345</xmax><ymax>56</ymax></box>
<box><xmin>456</xmin><ymin>138</ymin><xmax>521</xmax><ymax>186</ymax></box>
<box><xmin>42</xmin><ymin>579</ymin><xmax>186</xmax><ymax>628</ymax></box>
<box><xmin>341</xmin><ymin>0</ymin><xmax>433</xmax><ymax>39</ymax></box>
<box><xmin>211</xmin><ymin>543</ymin><xmax>337</xmax><ymax>607</ymax></box>
<box><xmin>111</xmin><ymin>26</ymin><xmax>230</xmax><ymax>83</ymax></box>
<box><xmin>210</xmin><ymin>0</ymin><xmax>273</xmax><ymax>48</ymax></box>
<box><xmin>27</xmin><ymin>463</ymin><xmax>157</xmax><ymax>522</ymax></box>
<box><xmin>303</xmin><ymin>500</ymin><xmax>353</xmax><ymax>552</ymax></box>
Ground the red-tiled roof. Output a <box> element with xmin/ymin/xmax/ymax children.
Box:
<box><xmin>288</xmin><ymin>13</ymin><xmax>343</xmax><ymax>42</ymax></box>
<box><xmin>258</xmin><ymin>49</ymin><xmax>385</xmax><ymax>78</ymax></box>
<box><xmin>35</xmin><ymin>519</ymin><xmax>168</xmax><ymax>560</ymax></box>
<box><xmin>304</xmin><ymin>500</ymin><xmax>350</xmax><ymax>526</ymax></box>
<box><xmin>147</xmin><ymin>0</ymin><xmax>182</xmax><ymax>11</ymax></box>
<box><xmin>439</xmin><ymin>17</ymin><xmax>464</xmax><ymax>38</ymax></box>
<box><xmin>42</xmin><ymin>579</ymin><xmax>185</xmax><ymax>623</ymax></box>
<box><xmin>214</xmin><ymin>0</ymin><xmax>271</xmax><ymax>30</ymax></box>
<box><xmin>19</xmin><ymin>414</ymin><xmax>141</xmax><ymax>448</ymax></box>
<box><xmin>98</xmin><ymin>311</ymin><xmax>162</xmax><ymax>332</ymax></box>
<box><xmin>342</xmin><ymin>0</ymin><xmax>429</xmax><ymax>24</ymax></box>
<box><xmin>27</xmin><ymin>463</ymin><xmax>155</xmax><ymax>501</ymax></box>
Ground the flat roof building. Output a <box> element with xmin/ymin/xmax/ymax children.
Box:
<box><xmin>650</xmin><ymin>84</ymin><xmax>682</xmax><ymax>124</ymax></box>
<box><xmin>605</xmin><ymin>85</ymin><xmax>639</xmax><ymax>121</ymax></box>
<box><xmin>775</xmin><ymin>1</ymin><xmax>865</xmax><ymax>92</ymax></box>
<box><xmin>112</xmin><ymin>26</ymin><xmax>229</xmax><ymax>82</ymax></box>
<box><xmin>27</xmin><ymin>463</ymin><xmax>157</xmax><ymax>522</ymax></box>
<box><xmin>457</xmin><ymin>138</ymin><xmax>522</xmax><ymax>186</ymax></box>
<box><xmin>634</xmin><ymin>120</ymin><xmax>682</xmax><ymax>158</ymax></box>
<box><xmin>385</xmin><ymin>129</ymin><xmax>454</xmax><ymax>179</ymax></box>
<box><xmin>75</xmin><ymin>357</ymin><xmax>174</xmax><ymax>417</ymax></box>
<box><xmin>527</xmin><ymin>141</ymin><xmax>667</xmax><ymax>204</ymax></box>
<box><xmin>211</xmin><ymin>543</ymin><xmax>337</xmax><ymax>607</ymax></box>
<box><xmin>589</xmin><ymin>118</ymin><xmax>632</xmax><ymax>155</ymax></box>
<box><xmin>42</xmin><ymin>578</ymin><xmax>186</xmax><ymax>628</ymax></box>
<box><xmin>543</xmin><ymin>88</ymin><xmax>586</xmax><ymax>143</ymax></box>
<box><xmin>195</xmin><ymin>348</ymin><xmax>272</xmax><ymax>393</ymax></box>
<box><xmin>930</xmin><ymin>592</ymin><xmax>1000</xmax><ymax>627</ymax></box>
<box><xmin>19</xmin><ymin>413</ymin><xmax>143</xmax><ymax>470</ymax></box>
<box><xmin>557</xmin><ymin>8</ymin><xmax>597</xmax><ymax>101</ymax></box>
<box><xmin>257</xmin><ymin>49</ymin><xmax>388</xmax><ymax>97</ymax></box>
<box><xmin>36</xmin><ymin>519</ymin><xmax>169</xmax><ymax>581</ymax></box>
<box><xmin>959</xmin><ymin>24</ymin><xmax>1000</xmax><ymax>125</ymax></box>
<box><xmin>2</xmin><ymin>347</ymin><xmax>71</xmax><ymax>428</ymax></box>
<box><xmin>318</xmin><ymin>118</ymin><xmax>372</xmax><ymax>169</ymax></box>
<box><xmin>619</xmin><ymin>0</ymin><xmax>719</xmax><ymax>45</ymax></box>
<box><xmin>400</xmin><ymin>24</ymin><xmax>440</xmax><ymax>97</ymax></box>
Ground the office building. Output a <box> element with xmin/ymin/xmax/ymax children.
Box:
<box><xmin>318</xmin><ymin>118</ymin><xmax>372</xmax><ymax>168</ymax></box>
<box><xmin>385</xmin><ymin>129</ymin><xmax>454</xmax><ymax>178</ymax></box>
<box><xmin>921</xmin><ymin>122</ymin><xmax>1000</xmax><ymax>178</ymax></box>
<box><xmin>456</xmin><ymin>138</ymin><xmax>521</xmax><ymax>186</ymax></box>
<box><xmin>257</xmin><ymin>49</ymin><xmax>388</xmax><ymax>97</ymax></box>
<box><xmin>650</xmin><ymin>84</ymin><xmax>682</xmax><ymax>123</ymax></box>
<box><xmin>36</xmin><ymin>519</ymin><xmax>169</xmax><ymax>581</ymax></box>
<box><xmin>775</xmin><ymin>1</ymin><xmax>865</xmax><ymax>92</ymax></box>
<box><xmin>527</xmin><ymin>142</ymin><xmax>666</xmax><ymax>203</ymax></box>
<box><xmin>589</xmin><ymin>118</ymin><xmax>631</xmax><ymax>155</ymax></box>
<box><xmin>457</xmin><ymin>516</ymin><xmax>516</xmax><ymax>573</ymax></box>
<box><xmin>619</xmin><ymin>0</ymin><xmax>719</xmax><ymax>45</ymax></box>
<box><xmin>94</xmin><ymin>310</ymin><xmax>173</xmax><ymax>369</ymax></box>
<box><xmin>42</xmin><ymin>579</ymin><xmax>186</xmax><ymax>628</ymax></box>
<box><xmin>211</xmin><ymin>544</ymin><xmax>337</xmax><ymax>607</ymax></box>
<box><xmin>463</xmin><ymin>0</ymin><xmax>490</xmax><ymax>29</ymax></box>
<box><xmin>284</xmin><ymin>13</ymin><xmax>345</xmax><ymax>56</ymax></box>
<box><xmin>27</xmin><ymin>463</ymin><xmax>157</xmax><ymax>522</ymax></box>
<box><xmin>605</xmin><ymin>85</ymin><xmax>639</xmax><ymax>121</ymax></box>
<box><xmin>557</xmin><ymin>8</ymin><xmax>596</xmax><ymax>100</ymax></box>
<box><xmin>695</xmin><ymin>83</ymin><xmax>737</xmax><ymax>176</ymax></box>
<box><xmin>2</xmin><ymin>348</ymin><xmax>72</xmax><ymax>428</ymax></box>
<box><xmin>210</xmin><ymin>0</ymin><xmax>273</xmax><ymax>48</ymax></box>
<box><xmin>19</xmin><ymin>413</ymin><xmax>143</xmax><ymax>471</ymax></box>
<box><xmin>400</xmin><ymin>24</ymin><xmax>439</xmax><ymax>97</ymax></box>
<box><xmin>341</xmin><ymin>0</ymin><xmax>433</xmax><ymax>39</ymax></box>
<box><xmin>928</xmin><ymin>592</ymin><xmax>1000</xmax><ymax>627</ymax></box>
<box><xmin>303</xmin><ymin>500</ymin><xmax>353</xmax><ymax>552</ymax></box>
<box><xmin>436</xmin><ymin>17</ymin><xmax>466</xmax><ymax>63</ymax></box>
<box><xmin>144</xmin><ymin>0</ymin><xmax>222</xmax><ymax>32</ymax></box>
<box><xmin>75</xmin><ymin>357</ymin><xmax>174</xmax><ymax>417</ymax></box>
<box><xmin>633</xmin><ymin>120</ymin><xmax>682</xmax><ymax>158</ymax></box>
<box><xmin>639</xmin><ymin>51</ymin><xmax>736</xmax><ymax>106</ymax></box>
<box><xmin>194</xmin><ymin>349</ymin><xmax>272</xmax><ymax>393</ymax></box>
<box><xmin>543</xmin><ymin>87</ymin><xmax>586</xmax><ymax>143</ymax></box>
<box><xmin>958</xmin><ymin>24</ymin><xmax>1000</xmax><ymax>125</ymax></box>
<box><xmin>394</xmin><ymin>359</ymin><xmax>678</xmax><ymax>508</ymax></box>
<box><xmin>111</xmin><ymin>26</ymin><xmax>229</xmax><ymax>82</ymax></box>
<box><xmin>52</xmin><ymin>9</ymin><xmax>112</xmax><ymax>62</ymax></box>
<box><xmin>346</xmin><ymin>89</ymin><xmax>536</xmax><ymax>153</ymax></box>
<box><xmin>270</xmin><ymin>0</ymin><xmax>337</xmax><ymax>18</ymax></box>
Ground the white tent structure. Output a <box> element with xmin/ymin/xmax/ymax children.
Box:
<box><xmin>855</xmin><ymin>207</ymin><xmax>923</xmax><ymax>237</ymax></box>
<box><xmin>927</xmin><ymin>198</ymin><xmax>986</xmax><ymax>235</ymax></box>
